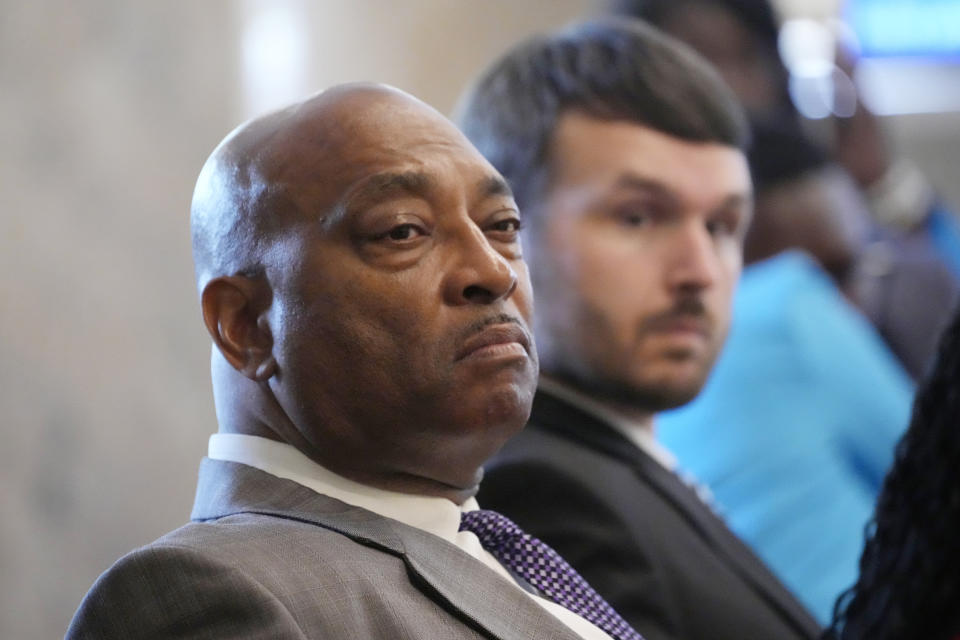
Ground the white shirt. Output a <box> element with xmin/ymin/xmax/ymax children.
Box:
<box><xmin>208</xmin><ymin>433</ymin><xmax>613</xmax><ymax>640</ymax></box>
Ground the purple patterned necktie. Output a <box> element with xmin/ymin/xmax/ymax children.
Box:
<box><xmin>460</xmin><ymin>509</ymin><xmax>645</xmax><ymax>640</ymax></box>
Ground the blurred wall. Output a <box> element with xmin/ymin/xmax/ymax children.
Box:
<box><xmin>886</xmin><ymin>111</ymin><xmax>960</xmax><ymax>209</ymax></box>
<box><xmin>2</xmin><ymin>2</ymin><xmax>958</xmax><ymax>639</ymax></box>
<box><xmin>1</xmin><ymin>4</ymin><xmax>241</xmax><ymax>639</ymax></box>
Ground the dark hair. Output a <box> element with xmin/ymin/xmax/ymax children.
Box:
<box><xmin>455</xmin><ymin>16</ymin><xmax>748</xmax><ymax>214</ymax></box>
<box><xmin>748</xmin><ymin>117</ymin><xmax>828</xmax><ymax>193</ymax></box>
<box><xmin>825</xmin><ymin>304</ymin><xmax>960</xmax><ymax>640</ymax></box>
<box><xmin>609</xmin><ymin>0</ymin><xmax>781</xmax><ymax>51</ymax></box>
<box><xmin>610</xmin><ymin>0</ymin><xmax>795</xmax><ymax>124</ymax></box>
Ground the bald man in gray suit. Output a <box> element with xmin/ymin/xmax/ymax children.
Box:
<box><xmin>66</xmin><ymin>84</ymin><xmax>640</xmax><ymax>639</ymax></box>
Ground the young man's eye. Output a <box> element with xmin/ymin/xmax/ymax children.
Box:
<box><xmin>706</xmin><ymin>214</ymin><xmax>741</xmax><ymax>237</ymax></box>
<box><xmin>706</xmin><ymin>220</ymin><xmax>726</xmax><ymax>236</ymax></box>
<box><xmin>609</xmin><ymin>205</ymin><xmax>656</xmax><ymax>228</ymax></box>
<box><xmin>620</xmin><ymin>212</ymin><xmax>649</xmax><ymax>227</ymax></box>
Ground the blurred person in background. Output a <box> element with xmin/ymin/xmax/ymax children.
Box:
<box><xmin>660</xmin><ymin>128</ymin><xmax>954</xmax><ymax>626</ymax></box>
<box><xmin>825</xmin><ymin>302</ymin><xmax>960</xmax><ymax>640</ymax></box>
<box><xmin>459</xmin><ymin>17</ymin><xmax>821</xmax><ymax>640</ymax></box>
<box><xmin>658</xmin><ymin>241</ymin><xmax>915</xmax><ymax>625</ymax></box>
<box><xmin>651</xmin><ymin>128</ymin><xmax>935</xmax><ymax>621</ymax></box>
<box><xmin>610</xmin><ymin>0</ymin><xmax>960</xmax><ymax>378</ymax></box>
<box><xmin>745</xmin><ymin>122</ymin><xmax>960</xmax><ymax>380</ymax></box>
<box><xmin>607</xmin><ymin>0</ymin><xmax>960</xmax><ymax>622</ymax></box>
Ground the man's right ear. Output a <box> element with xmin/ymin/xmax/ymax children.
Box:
<box><xmin>200</xmin><ymin>275</ymin><xmax>277</xmax><ymax>381</ymax></box>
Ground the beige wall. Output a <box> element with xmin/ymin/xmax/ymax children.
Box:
<box><xmin>0</xmin><ymin>2</ymin><xmax>596</xmax><ymax>638</ymax></box>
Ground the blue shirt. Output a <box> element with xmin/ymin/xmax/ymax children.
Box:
<box><xmin>657</xmin><ymin>251</ymin><xmax>913</xmax><ymax>624</ymax></box>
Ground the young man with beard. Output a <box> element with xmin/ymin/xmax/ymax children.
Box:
<box><xmin>458</xmin><ymin>18</ymin><xmax>820</xmax><ymax>640</ymax></box>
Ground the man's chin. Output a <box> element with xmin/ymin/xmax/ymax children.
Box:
<box><xmin>447</xmin><ymin>379</ymin><xmax>535</xmax><ymax>440</ymax></box>
<box><xmin>635</xmin><ymin>355</ymin><xmax>716</xmax><ymax>411</ymax></box>
<box><xmin>637</xmin><ymin>383</ymin><xmax>704</xmax><ymax>413</ymax></box>
<box><xmin>593</xmin><ymin>372</ymin><xmax>709</xmax><ymax>413</ymax></box>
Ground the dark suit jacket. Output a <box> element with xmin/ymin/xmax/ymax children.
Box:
<box><xmin>67</xmin><ymin>458</ymin><xmax>583</xmax><ymax>640</ymax></box>
<box><xmin>477</xmin><ymin>390</ymin><xmax>822</xmax><ymax>640</ymax></box>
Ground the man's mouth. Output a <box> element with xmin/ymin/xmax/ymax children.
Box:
<box><xmin>648</xmin><ymin>314</ymin><xmax>711</xmax><ymax>337</ymax></box>
<box><xmin>455</xmin><ymin>322</ymin><xmax>531</xmax><ymax>362</ymax></box>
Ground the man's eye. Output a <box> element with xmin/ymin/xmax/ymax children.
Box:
<box><xmin>706</xmin><ymin>217</ymin><xmax>738</xmax><ymax>237</ymax></box>
<box><xmin>385</xmin><ymin>224</ymin><xmax>424</xmax><ymax>241</ymax></box>
<box><xmin>490</xmin><ymin>219</ymin><xmax>521</xmax><ymax>233</ymax></box>
<box><xmin>618</xmin><ymin>211</ymin><xmax>649</xmax><ymax>227</ymax></box>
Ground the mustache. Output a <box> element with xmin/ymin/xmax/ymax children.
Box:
<box><xmin>460</xmin><ymin>312</ymin><xmax>528</xmax><ymax>339</ymax></box>
<box><xmin>452</xmin><ymin>312</ymin><xmax>533</xmax><ymax>361</ymax></box>
<box><xmin>455</xmin><ymin>312</ymin><xmax>533</xmax><ymax>352</ymax></box>
<box><xmin>637</xmin><ymin>297</ymin><xmax>712</xmax><ymax>334</ymax></box>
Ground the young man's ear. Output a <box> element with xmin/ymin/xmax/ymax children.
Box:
<box><xmin>200</xmin><ymin>275</ymin><xmax>276</xmax><ymax>381</ymax></box>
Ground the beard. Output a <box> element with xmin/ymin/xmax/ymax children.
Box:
<box><xmin>550</xmin><ymin>298</ymin><xmax>722</xmax><ymax>412</ymax></box>
<box><xmin>560</xmin><ymin>363</ymin><xmax>709</xmax><ymax>414</ymax></box>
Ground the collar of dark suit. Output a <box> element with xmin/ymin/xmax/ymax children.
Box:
<box><xmin>529</xmin><ymin>388</ymin><xmax>822</xmax><ymax>638</ymax></box>
<box><xmin>530</xmin><ymin>388</ymin><xmax>663</xmax><ymax>470</ymax></box>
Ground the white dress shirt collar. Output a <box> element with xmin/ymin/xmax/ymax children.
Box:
<box><xmin>206</xmin><ymin>432</ymin><xmax>614</xmax><ymax>640</ymax></box>
<box><xmin>208</xmin><ymin>433</ymin><xmax>472</xmax><ymax>544</ymax></box>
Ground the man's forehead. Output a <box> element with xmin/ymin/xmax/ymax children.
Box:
<box><xmin>262</xmin><ymin>91</ymin><xmax>480</xmax><ymax>180</ymax></box>
<box><xmin>202</xmin><ymin>84</ymin><xmax>506</xmax><ymax>234</ymax></box>
<box><xmin>552</xmin><ymin>114</ymin><xmax>750</xmax><ymax>184</ymax></box>
<box><xmin>343</xmin><ymin>170</ymin><xmax>513</xmax><ymax>208</ymax></box>
<box><xmin>215</xmin><ymin>85</ymin><xmax>444</xmax><ymax>172</ymax></box>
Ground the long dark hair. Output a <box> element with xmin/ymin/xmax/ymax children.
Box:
<box><xmin>827</xmin><ymin>305</ymin><xmax>960</xmax><ymax>639</ymax></box>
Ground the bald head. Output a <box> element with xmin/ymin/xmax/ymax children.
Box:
<box><xmin>190</xmin><ymin>83</ymin><xmax>464</xmax><ymax>294</ymax></box>
<box><xmin>190</xmin><ymin>83</ymin><xmax>536</xmax><ymax>502</ymax></box>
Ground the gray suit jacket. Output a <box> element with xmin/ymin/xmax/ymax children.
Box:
<box><xmin>66</xmin><ymin>458</ymin><xmax>582</xmax><ymax>639</ymax></box>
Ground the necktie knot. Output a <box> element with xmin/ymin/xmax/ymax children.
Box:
<box><xmin>460</xmin><ymin>508</ymin><xmax>525</xmax><ymax>549</ymax></box>
<box><xmin>460</xmin><ymin>509</ymin><xmax>645</xmax><ymax>640</ymax></box>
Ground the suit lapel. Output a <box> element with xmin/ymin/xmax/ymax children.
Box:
<box><xmin>191</xmin><ymin>458</ymin><xmax>581</xmax><ymax>640</ymax></box>
<box><xmin>530</xmin><ymin>390</ymin><xmax>820</xmax><ymax>636</ymax></box>
<box><xmin>398</xmin><ymin>524</ymin><xmax>583</xmax><ymax>640</ymax></box>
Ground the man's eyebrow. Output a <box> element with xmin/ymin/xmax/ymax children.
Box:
<box><xmin>613</xmin><ymin>174</ymin><xmax>752</xmax><ymax>212</ymax></box>
<box><xmin>713</xmin><ymin>193</ymin><xmax>753</xmax><ymax>212</ymax></box>
<box><xmin>614</xmin><ymin>173</ymin><xmax>680</xmax><ymax>206</ymax></box>
<box><xmin>333</xmin><ymin>171</ymin><xmax>514</xmax><ymax>224</ymax></box>
<box><xmin>613</xmin><ymin>174</ymin><xmax>675</xmax><ymax>202</ymax></box>
<box><xmin>344</xmin><ymin>171</ymin><xmax>434</xmax><ymax>210</ymax></box>
<box><xmin>479</xmin><ymin>174</ymin><xmax>514</xmax><ymax>200</ymax></box>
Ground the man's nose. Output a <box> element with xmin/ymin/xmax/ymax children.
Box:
<box><xmin>665</xmin><ymin>222</ymin><xmax>720</xmax><ymax>293</ymax></box>
<box><xmin>443</xmin><ymin>225</ymin><xmax>518</xmax><ymax>305</ymax></box>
